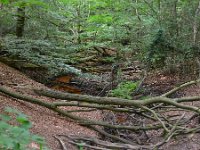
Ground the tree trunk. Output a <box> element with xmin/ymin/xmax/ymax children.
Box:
<box><xmin>193</xmin><ymin>0</ymin><xmax>200</xmax><ymax>44</ymax></box>
<box><xmin>173</xmin><ymin>0</ymin><xmax>179</xmax><ymax>37</ymax></box>
<box><xmin>0</xmin><ymin>3</ymin><xmax>3</xmax><ymax>9</ymax></box>
<box><xmin>16</xmin><ymin>3</ymin><xmax>26</xmax><ymax>38</ymax></box>
<box><xmin>157</xmin><ymin>0</ymin><xmax>162</xmax><ymax>27</ymax></box>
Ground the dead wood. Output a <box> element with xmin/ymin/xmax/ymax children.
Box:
<box><xmin>61</xmin><ymin>135</ymin><xmax>151</xmax><ymax>150</ymax></box>
<box><xmin>1</xmin><ymin>78</ymin><xmax>200</xmax><ymax>149</ymax></box>
<box><xmin>35</xmin><ymin>88</ymin><xmax>200</xmax><ymax>113</ymax></box>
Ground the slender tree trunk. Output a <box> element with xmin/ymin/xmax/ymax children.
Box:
<box><xmin>173</xmin><ymin>0</ymin><xmax>179</xmax><ymax>37</ymax></box>
<box><xmin>193</xmin><ymin>1</ymin><xmax>200</xmax><ymax>77</ymax></box>
<box><xmin>193</xmin><ymin>0</ymin><xmax>200</xmax><ymax>44</ymax></box>
<box><xmin>157</xmin><ymin>0</ymin><xmax>162</xmax><ymax>27</ymax></box>
<box><xmin>16</xmin><ymin>3</ymin><xmax>26</xmax><ymax>38</ymax></box>
<box><xmin>135</xmin><ymin>0</ymin><xmax>141</xmax><ymax>21</ymax></box>
<box><xmin>76</xmin><ymin>1</ymin><xmax>82</xmax><ymax>44</ymax></box>
<box><xmin>0</xmin><ymin>3</ymin><xmax>3</xmax><ymax>9</ymax></box>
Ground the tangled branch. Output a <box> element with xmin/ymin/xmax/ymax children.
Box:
<box><xmin>0</xmin><ymin>79</ymin><xmax>200</xmax><ymax>149</ymax></box>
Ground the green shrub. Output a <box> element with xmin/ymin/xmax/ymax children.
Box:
<box><xmin>0</xmin><ymin>107</ymin><xmax>47</xmax><ymax>150</ymax></box>
<box><xmin>110</xmin><ymin>81</ymin><xmax>138</xmax><ymax>99</ymax></box>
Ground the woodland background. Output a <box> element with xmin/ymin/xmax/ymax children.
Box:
<box><xmin>1</xmin><ymin>0</ymin><xmax>200</xmax><ymax>150</ymax></box>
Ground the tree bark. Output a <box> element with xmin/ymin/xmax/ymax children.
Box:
<box><xmin>173</xmin><ymin>0</ymin><xmax>179</xmax><ymax>37</ymax></box>
<box><xmin>193</xmin><ymin>0</ymin><xmax>200</xmax><ymax>44</ymax></box>
<box><xmin>16</xmin><ymin>3</ymin><xmax>26</xmax><ymax>38</ymax></box>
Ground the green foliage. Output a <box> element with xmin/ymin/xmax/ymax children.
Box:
<box><xmin>145</xmin><ymin>29</ymin><xmax>168</xmax><ymax>67</ymax></box>
<box><xmin>101</xmin><ymin>56</ymin><xmax>115</xmax><ymax>63</ymax></box>
<box><xmin>110</xmin><ymin>81</ymin><xmax>138</xmax><ymax>100</ymax></box>
<box><xmin>1</xmin><ymin>0</ymin><xmax>200</xmax><ymax>72</ymax></box>
<box><xmin>0</xmin><ymin>0</ymin><xmax>9</xmax><ymax>4</ymax></box>
<box><xmin>0</xmin><ymin>107</ymin><xmax>47</xmax><ymax>150</ymax></box>
<box><xmin>77</xmin><ymin>143</ymin><xmax>84</xmax><ymax>150</ymax></box>
<box><xmin>2</xmin><ymin>37</ymin><xmax>82</xmax><ymax>78</ymax></box>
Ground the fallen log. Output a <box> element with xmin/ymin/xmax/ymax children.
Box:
<box><xmin>1</xmin><ymin>78</ymin><xmax>200</xmax><ymax>149</ymax></box>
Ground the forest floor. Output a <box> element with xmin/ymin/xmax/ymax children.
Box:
<box><xmin>0</xmin><ymin>62</ymin><xmax>101</xmax><ymax>150</ymax></box>
<box><xmin>1</xmin><ymin>59</ymin><xmax>200</xmax><ymax>149</ymax></box>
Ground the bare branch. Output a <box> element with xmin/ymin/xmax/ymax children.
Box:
<box><xmin>54</xmin><ymin>136</ymin><xmax>68</xmax><ymax>150</ymax></box>
<box><xmin>162</xmin><ymin>79</ymin><xmax>200</xmax><ymax>97</ymax></box>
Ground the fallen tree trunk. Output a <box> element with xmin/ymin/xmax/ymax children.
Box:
<box><xmin>1</xmin><ymin>79</ymin><xmax>200</xmax><ymax>149</ymax></box>
<box><xmin>34</xmin><ymin>87</ymin><xmax>200</xmax><ymax>113</ymax></box>
<box><xmin>0</xmin><ymin>38</ymin><xmax>102</xmax><ymax>84</ymax></box>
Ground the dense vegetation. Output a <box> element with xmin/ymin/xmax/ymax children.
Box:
<box><xmin>1</xmin><ymin>0</ymin><xmax>200</xmax><ymax>71</ymax></box>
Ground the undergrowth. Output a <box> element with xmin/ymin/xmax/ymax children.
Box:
<box><xmin>0</xmin><ymin>107</ymin><xmax>47</xmax><ymax>150</ymax></box>
<box><xmin>110</xmin><ymin>81</ymin><xmax>138</xmax><ymax>99</ymax></box>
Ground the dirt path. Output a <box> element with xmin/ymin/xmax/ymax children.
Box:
<box><xmin>0</xmin><ymin>62</ymin><xmax>101</xmax><ymax>150</ymax></box>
